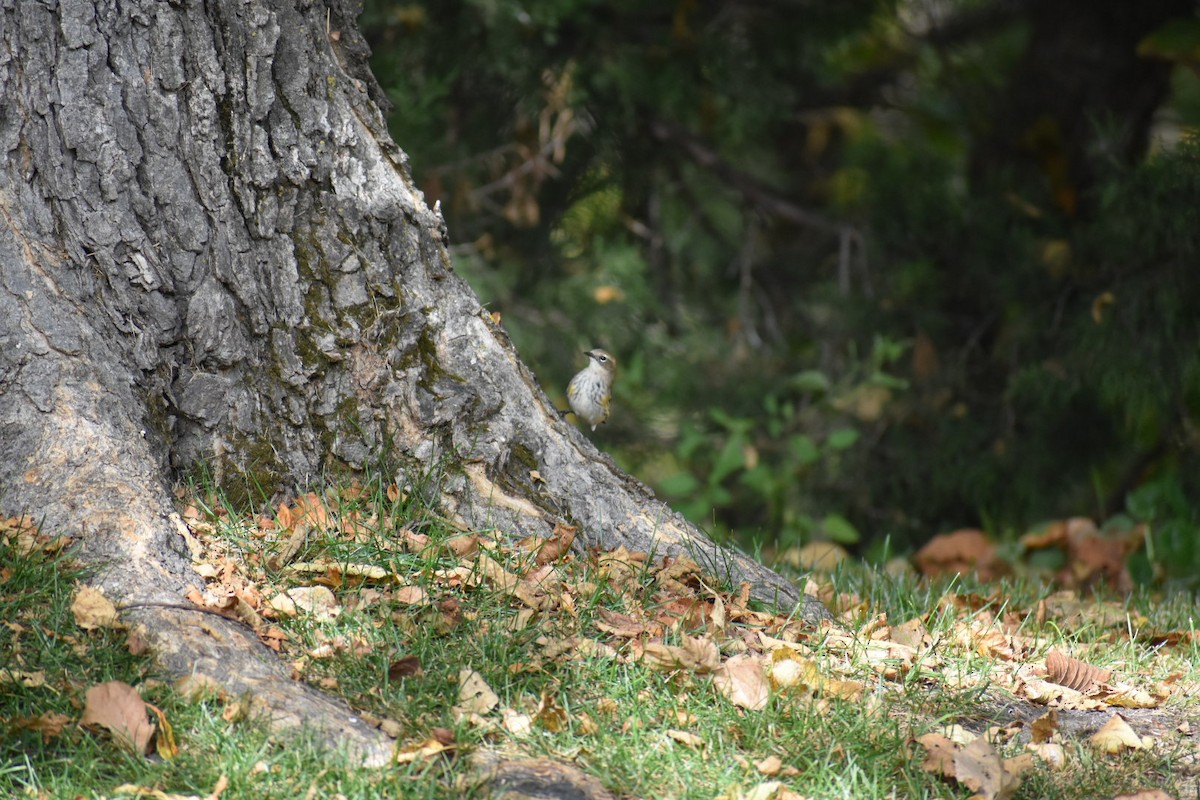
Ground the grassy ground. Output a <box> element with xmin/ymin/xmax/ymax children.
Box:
<box><xmin>2</xmin><ymin>475</ymin><xmax>1198</xmax><ymax>799</ymax></box>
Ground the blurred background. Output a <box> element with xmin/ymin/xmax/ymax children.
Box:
<box><xmin>358</xmin><ymin>0</ymin><xmax>1200</xmax><ymax>585</ymax></box>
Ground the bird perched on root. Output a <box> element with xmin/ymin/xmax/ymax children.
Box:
<box><xmin>566</xmin><ymin>348</ymin><xmax>617</xmax><ymax>431</ymax></box>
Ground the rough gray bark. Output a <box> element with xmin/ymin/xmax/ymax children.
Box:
<box><xmin>0</xmin><ymin>0</ymin><xmax>828</xmax><ymax>765</ymax></box>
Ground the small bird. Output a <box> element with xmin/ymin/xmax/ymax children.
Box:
<box><xmin>566</xmin><ymin>348</ymin><xmax>617</xmax><ymax>431</ymax></box>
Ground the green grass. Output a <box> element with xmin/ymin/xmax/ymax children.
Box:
<box><xmin>2</xmin><ymin>472</ymin><xmax>1198</xmax><ymax>799</ymax></box>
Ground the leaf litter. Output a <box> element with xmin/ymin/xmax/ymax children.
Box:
<box><xmin>161</xmin><ymin>489</ymin><xmax>1200</xmax><ymax>798</ymax></box>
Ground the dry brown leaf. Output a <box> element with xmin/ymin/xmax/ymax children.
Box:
<box><xmin>394</xmin><ymin>585</ymin><xmax>427</xmax><ymax>605</ymax></box>
<box><xmin>713</xmin><ymin>653</ymin><xmax>769</xmax><ymax>710</ymax></box>
<box><xmin>533</xmin><ymin>688</ymin><xmax>568</xmax><ymax>732</ymax></box>
<box><xmin>917</xmin><ymin>732</ymin><xmax>957</xmax><ymax>778</ymax></box>
<box><xmin>0</xmin><ymin>668</ymin><xmax>46</xmax><ymax>687</ymax></box>
<box><xmin>655</xmin><ymin>554</ymin><xmax>704</xmax><ymax>595</ymax></box>
<box><xmin>666</xmin><ymin>729</ymin><xmax>705</xmax><ymax>748</ymax></box>
<box><xmin>388</xmin><ymin>655</ymin><xmax>423</xmax><ymax>680</ymax></box>
<box><xmin>1111</xmin><ymin>791</ymin><xmax>1176</xmax><ymax>800</ymax></box>
<box><xmin>594</xmin><ymin>607</ymin><xmax>659</xmax><ymax>639</ymax></box>
<box><xmin>502</xmin><ymin>708</ymin><xmax>533</xmax><ymax>736</ymax></box>
<box><xmin>444</xmin><ymin>533</ymin><xmax>480</xmax><ymax>557</ymax></box>
<box><xmin>535</xmin><ymin>523</ymin><xmax>577</xmax><ymax>565</ymax></box>
<box><xmin>265</xmin><ymin>522</ymin><xmax>308</xmax><ymax>570</ymax></box>
<box><xmin>954</xmin><ymin>736</ymin><xmax>1025</xmax><ymax>800</ymax></box>
<box><xmin>1026</xmin><ymin>742</ymin><xmax>1066</xmax><ymax>770</ymax></box>
<box><xmin>1030</xmin><ymin>710</ymin><xmax>1059</xmax><ymax>744</ymax></box>
<box><xmin>9</xmin><ymin>711</ymin><xmax>72</xmax><ymax>743</ymax></box>
<box><xmin>1045</xmin><ymin>649</ymin><xmax>1110</xmax><ymax>692</ymax></box>
<box><xmin>453</xmin><ymin>668</ymin><xmax>499</xmax><ymax>717</ymax></box>
<box><xmin>914</xmin><ymin>529</ymin><xmax>1004</xmax><ymax>580</ymax></box>
<box><xmin>72</xmin><ymin>586</ymin><xmax>120</xmax><ymax>630</ymax></box>
<box><xmin>891</xmin><ymin>617</ymin><xmax>929</xmax><ymax>650</ymax></box>
<box><xmin>268</xmin><ymin>585</ymin><xmax>338</xmax><ymax>620</ymax></box>
<box><xmin>1090</xmin><ymin>714</ymin><xmax>1147</xmax><ymax>753</ymax></box>
<box><xmin>642</xmin><ymin>635</ymin><xmax>721</xmax><ymax>674</ymax></box>
<box><xmin>394</xmin><ymin>737</ymin><xmax>453</xmax><ymax>764</ymax></box>
<box><xmin>755</xmin><ymin>755</ymin><xmax>784</xmax><ymax>776</ymax></box>
<box><xmin>80</xmin><ymin>680</ymin><xmax>156</xmax><ymax>756</ymax></box>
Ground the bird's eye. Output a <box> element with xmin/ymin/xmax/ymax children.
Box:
<box><xmin>597</xmin><ymin>355</ymin><xmax>608</xmax><ymax>362</ymax></box>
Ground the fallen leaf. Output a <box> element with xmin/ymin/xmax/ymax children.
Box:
<box><xmin>9</xmin><ymin>711</ymin><xmax>72</xmax><ymax>743</ymax></box>
<box><xmin>642</xmin><ymin>635</ymin><xmax>721</xmax><ymax>673</ymax></box>
<box><xmin>265</xmin><ymin>522</ymin><xmax>308</xmax><ymax>570</ymax></box>
<box><xmin>914</xmin><ymin>529</ymin><xmax>1003</xmax><ymax>580</ymax></box>
<box><xmin>1090</xmin><ymin>714</ymin><xmax>1147</xmax><ymax>753</ymax></box>
<box><xmin>0</xmin><ymin>668</ymin><xmax>47</xmax><ymax>688</ymax></box>
<box><xmin>755</xmin><ymin>755</ymin><xmax>784</xmax><ymax>776</ymax></box>
<box><xmin>666</xmin><ymin>729</ymin><xmax>705</xmax><ymax>748</ymax></box>
<box><xmin>146</xmin><ymin>702</ymin><xmax>178</xmax><ymax>759</ymax></box>
<box><xmin>954</xmin><ymin>736</ymin><xmax>1025</xmax><ymax>800</ymax></box>
<box><xmin>453</xmin><ymin>668</ymin><xmax>499</xmax><ymax>718</ymax></box>
<box><xmin>268</xmin><ymin>586</ymin><xmax>338</xmax><ymax>620</ymax></box>
<box><xmin>890</xmin><ymin>617</ymin><xmax>929</xmax><ymax>650</ymax></box>
<box><xmin>1045</xmin><ymin>649</ymin><xmax>1111</xmax><ymax>692</ymax></box>
<box><xmin>535</xmin><ymin>523</ymin><xmax>577</xmax><ymax>565</ymax></box>
<box><xmin>72</xmin><ymin>586</ymin><xmax>120</xmax><ymax>630</ymax></box>
<box><xmin>713</xmin><ymin>653</ymin><xmax>769</xmax><ymax>710</ymax></box>
<box><xmin>502</xmin><ymin>708</ymin><xmax>533</xmax><ymax>736</ymax></box>
<box><xmin>80</xmin><ymin>680</ymin><xmax>156</xmax><ymax>756</ymax></box>
<box><xmin>1026</xmin><ymin>741</ymin><xmax>1066</xmax><ymax>770</ymax></box>
<box><xmin>394</xmin><ymin>585</ymin><xmax>427</xmax><ymax>605</ymax></box>
<box><xmin>388</xmin><ymin>655</ymin><xmax>423</xmax><ymax>680</ymax></box>
<box><xmin>917</xmin><ymin>732</ymin><xmax>957</xmax><ymax>778</ymax></box>
<box><xmin>533</xmin><ymin>688</ymin><xmax>568</xmax><ymax>732</ymax></box>
<box><xmin>394</xmin><ymin>737</ymin><xmax>452</xmax><ymax>765</ymax></box>
<box><xmin>1030</xmin><ymin>710</ymin><xmax>1059</xmax><ymax>744</ymax></box>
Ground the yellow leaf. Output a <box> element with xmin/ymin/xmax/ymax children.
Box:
<box><xmin>592</xmin><ymin>285</ymin><xmax>625</xmax><ymax>304</ymax></box>
<box><xmin>1090</xmin><ymin>714</ymin><xmax>1147</xmax><ymax>753</ymax></box>
<box><xmin>1092</xmin><ymin>291</ymin><xmax>1115</xmax><ymax>324</ymax></box>
<box><xmin>72</xmin><ymin>586</ymin><xmax>120</xmax><ymax>630</ymax></box>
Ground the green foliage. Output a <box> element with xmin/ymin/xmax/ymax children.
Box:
<box><xmin>361</xmin><ymin>0</ymin><xmax>1200</xmax><ymax>573</ymax></box>
<box><xmin>655</xmin><ymin>336</ymin><xmax>908</xmax><ymax>547</ymax></box>
<box><xmin>1127</xmin><ymin>473</ymin><xmax>1200</xmax><ymax>588</ymax></box>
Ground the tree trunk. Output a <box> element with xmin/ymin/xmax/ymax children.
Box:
<box><xmin>0</xmin><ymin>0</ymin><xmax>828</xmax><ymax>764</ymax></box>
